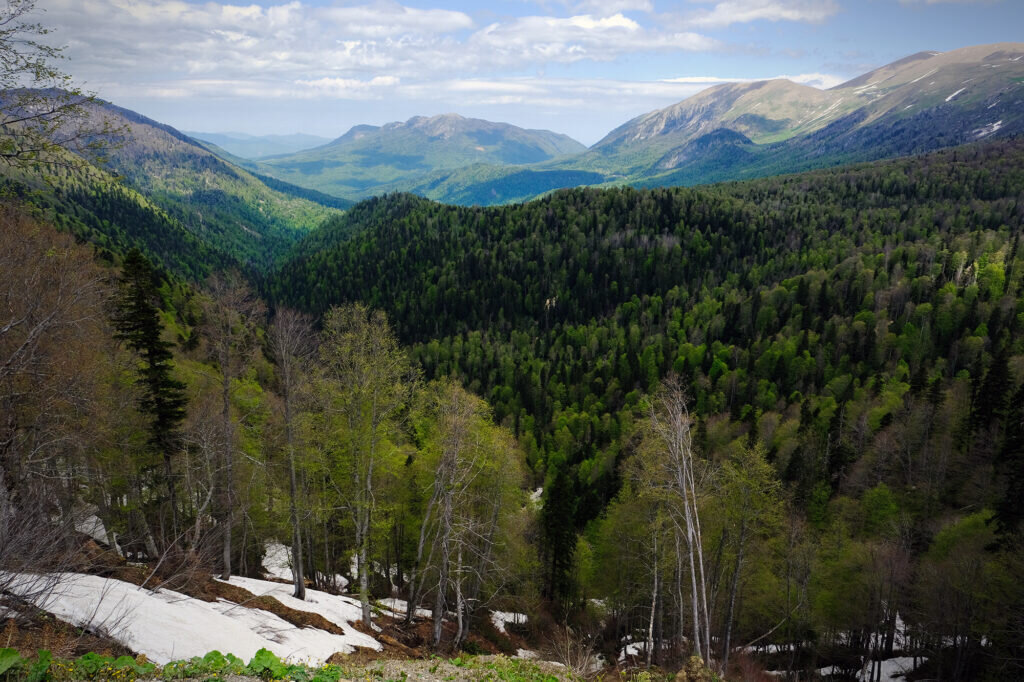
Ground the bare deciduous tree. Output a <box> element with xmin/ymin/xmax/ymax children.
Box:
<box><xmin>636</xmin><ymin>375</ymin><xmax>713</xmax><ymax>664</ymax></box>
<box><xmin>0</xmin><ymin>203</ymin><xmax>110</xmax><ymax>610</ymax></box>
<box><xmin>269</xmin><ymin>307</ymin><xmax>315</xmax><ymax>600</ymax></box>
<box><xmin>202</xmin><ymin>271</ymin><xmax>265</xmax><ymax>580</ymax></box>
<box><xmin>1</xmin><ymin>0</ymin><xmax>122</xmax><ymax>170</ymax></box>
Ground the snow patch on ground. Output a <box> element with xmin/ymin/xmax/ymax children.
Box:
<box><xmin>974</xmin><ymin>120</ymin><xmax>1004</xmax><ymax>138</ymax></box>
<box><xmin>2</xmin><ymin>572</ymin><xmax>375</xmax><ymax>665</ymax></box>
<box><xmin>262</xmin><ymin>541</ymin><xmax>293</xmax><ymax>582</ymax></box>
<box><xmin>379</xmin><ymin>597</ymin><xmax>432</xmax><ymax>619</ymax></box>
<box><xmin>853</xmin><ymin>80</ymin><xmax>882</xmax><ymax>93</ymax></box>
<box><xmin>909</xmin><ymin>68</ymin><xmax>937</xmax><ymax>85</ymax></box>
<box><xmin>205</xmin><ymin>599</ymin><xmax>360</xmax><ymax>665</ymax></box>
<box><xmin>490</xmin><ymin>610</ymin><xmax>527</xmax><ymax>634</ymax></box>
<box><xmin>530</xmin><ymin>487</ymin><xmax>543</xmax><ymax>504</ymax></box>
<box><xmin>818</xmin><ymin>655</ymin><xmax>921</xmax><ymax>681</ymax></box>
<box><xmin>945</xmin><ymin>88</ymin><xmax>966</xmax><ymax>102</ymax></box>
<box><xmin>220</xmin><ymin>576</ymin><xmax>381</xmax><ymax>652</ymax></box>
<box><xmin>74</xmin><ymin>510</ymin><xmax>114</xmax><ymax>549</ymax></box>
<box><xmin>618</xmin><ymin>641</ymin><xmax>644</xmax><ymax>661</ymax></box>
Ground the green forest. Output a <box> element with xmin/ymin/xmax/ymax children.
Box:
<box><xmin>3</xmin><ymin>133</ymin><xmax>1024</xmax><ymax>680</ymax></box>
<box><xmin>271</xmin><ymin>138</ymin><xmax>1024</xmax><ymax>678</ymax></box>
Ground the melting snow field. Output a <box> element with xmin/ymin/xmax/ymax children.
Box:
<box><xmin>379</xmin><ymin>597</ymin><xmax>432</xmax><ymax>619</ymax></box>
<box><xmin>974</xmin><ymin>120</ymin><xmax>1004</xmax><ymax>138</ymax></box>
<box><xmin>262</xmin><ymin>541</ymin><xmax>294</xmax><ymax>582</ymax></box>
<box><xmin>2</xmin><ymin>572</ymin><xmax>380</xmax><ymax>665</ymax></box>
<box><xmin>490</xmin><ymin>610</ymin><xmax>527</xmax><ymax>634</ymax></box>
<box><xmin>818</xmin><ymin>656</ymin><xmax>920</xmax><ymax>681</ymax></box>
<box><xmin>946</xmin><ymin>88</ymin><xmax>966</xmax><ymax>102</ymax></box>
<box><xmin>219</xmin><ymin>576</ymin><xmax>381</xmax><ymax>652</ymax></box>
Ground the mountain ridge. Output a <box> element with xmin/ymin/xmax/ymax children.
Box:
<box><xmin>255</xmin><ymin>113</ymin><xmax>588</xmax><ymax>201</ymax></box>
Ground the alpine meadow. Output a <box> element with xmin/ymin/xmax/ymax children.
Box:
<box><xmin>2</xmin><ymin>1</ymin><xmax>1024</xmax><ymax>681</ymax></box>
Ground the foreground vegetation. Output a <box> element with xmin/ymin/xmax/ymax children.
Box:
<box><xmin>0</xmin><ymin>648</ymin><xmax>576</xmax><ymax>682</ymax></box>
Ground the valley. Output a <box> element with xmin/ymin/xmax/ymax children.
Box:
<box><xmin>1</xmin><ymin>9</ymin><xmax>1023</xmax><ymax>679</ymax></box>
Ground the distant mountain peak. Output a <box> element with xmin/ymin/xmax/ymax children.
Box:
<box><xmin>405</xmin><ymin>113</ymin><xmax>474</xmax><ymax>138</ymax></box>
<box><xmin>834</xmin><ymin>50</ymin><xmax>940</xmax><ymax>90</ymax></box>
<box><xmin>331</xmin><ymin>124</ymin><xmax>381</xmax><ymax>145</ymax></box>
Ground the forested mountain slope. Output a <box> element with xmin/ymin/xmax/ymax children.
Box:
<box><xmin>95</xmin><ymin>101</ymin><xmax>341</xmax><ymax>269</ymax></box>
<box><xmin>256</xmin><ymin>114</ymin><xmax>587</xmax><ymax>202</ymax></box>
<box><xmin>272</xmin><ymin>140</ymin><xmax>1024</xmax><ymax>670</ymax></box>
<box><xmin>325</xmin><ymin>42</ymin><xmax>1024</xmax><ymax>206</ymax></box>
<box><xmin>1</xmin><ymin>97</ymin><xmax>343</xmax><ymax>279</ymax></box>
<box><xmin>6</xmin><ymin>119</ymin><xmax>1024</xmax><ymax>680</ymax></box>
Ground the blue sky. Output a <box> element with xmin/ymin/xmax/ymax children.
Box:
<box><xmin>42</xmin><ymin>0</ymin><xmax>1023</xmax><ymax>145</ymax></box>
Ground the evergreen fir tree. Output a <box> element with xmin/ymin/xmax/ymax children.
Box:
<box><xmin>111</xmin><ymin>248</ymin><xmax>188</xmax><ymax>547</ymax></box>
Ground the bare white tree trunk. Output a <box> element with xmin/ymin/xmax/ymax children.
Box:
<box><xmin>644</xmin><ymin>375</ymin><xmax>712</xmax><ymax>663</ymax></box>
<box><xmin>647</xmin><ymin>530</ymin><xmax>659</xmax><ymax>668</ymax></box>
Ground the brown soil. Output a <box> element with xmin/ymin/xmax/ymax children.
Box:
<box><xmin>0</xmin><ymin>611</ymin><xmax>133</xmax><ymax>660</ymax></box>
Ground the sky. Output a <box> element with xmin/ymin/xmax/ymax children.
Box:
<box><xmin>39</xmin><ymin>0</ymin><xmax>1024</xmax><ymax>146</ymax></box>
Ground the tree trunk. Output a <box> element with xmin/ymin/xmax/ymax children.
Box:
<box><xmin>647</xmin><ymin>531</ymin><xmax>659</xmax><ymax>669</ymax></box>
<box><xmin>721</xmin><ymin>521</ymin><xmax>747</xmax><ymax>673</ymax></box>
<box><xmin>220</xmin><ymin>368</ymin><xmax>233</xmax><ymax>580</ymax></box>
<box><xmin>433</xmin><ymin>531</ymin><xmax>449</xmax><ymax>648</ymax></box>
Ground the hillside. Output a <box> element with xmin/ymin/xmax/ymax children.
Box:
<box><xmin>272</xmin><ymin>141</ymin><xmax>1024</xmax><ymax>676</ymax></box>
<box><xmin>256</xmin><ymin>113</ymin><xmax>587</xmax><ymax>202</ymax></box>
<box><xmin>96</xmin><ymin>102</ymin><xmax>341</xmax><ymax>269</ymax></box>
<box><xmin>0</xmin><ymin>98</ymin><xmax>343</xmax><ymax>277</ymax></box>
<box><xmin>357</xmin><ymin>42</ymin><xmax>1024</xmax><ymax>205</ymax></box>
<box><xmin>6</xmin><ymin>128</ymin><xmax>1024</xmax><ymax>682</ymax></box>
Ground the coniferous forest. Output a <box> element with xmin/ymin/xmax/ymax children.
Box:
<box><xmin>269</xmin><ymin>139</ymin><xmax>1024</xmax><ymax>677</ymax></box>
<box><xmin>3</xmin><ymin>129</ymin><xmax>1024</xmax><ymax>679</ymax></box>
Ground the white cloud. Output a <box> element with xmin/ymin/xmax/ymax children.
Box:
<box><xmin>45</xmin><ymin>0</ymin><xmax>720</xmax><ymax>100</ymax></box>
<box><xmin>401</xmin><ymin>76</ymin><xmax>727</xmax><ymax>108</ymax></box>
<box><xmin>573</xmin><ymin>0</ymin><xmax>654</xmax><ymax>14</ymax></box>
<box><xmin>687</xmin><ymin>0</ymin><xmax>841</xmax><ymax>28</ymax></box>
<box><xmin>316</xmin><ymin>2</ymin><xmax>475</xmax><ymax>38</ymax></box>
<box><xmin>295</xmin><ymin>75</ymin><xmax>401</xmax><ymax>98</ymax></box>
<box><xmin>775</xmin><ymin>72</ymin><xmax>847</xmax><ymax>88</ymax></box>
<box><xmin>469</xmin><ymin>13</ymin><xmax>717</xmax><ymax>64</ymax></box>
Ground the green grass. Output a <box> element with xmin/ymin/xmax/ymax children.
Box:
<box><xmin>0</xmin><ymin>649</ymin><xmax>578</xmax><ymax>682</ymax></box>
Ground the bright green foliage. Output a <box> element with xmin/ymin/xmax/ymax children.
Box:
<box><xmin>0</xmin><ymin>650</ymin><xmax>20</xmax><ymax>678</ymax></box>
<box><xmin>246</xmin><ymin>648</ymin><xmax>287</xmax><ymax>680</ymax></box>
<box><xmin>861</xmin><ymin>483</ymin><xmax>899</xmax><ymax>537</ymax></box>
<box><xmin>273</xmin><ymin>137</ymin><xmax>1024</xmax><ymax>540</ymax></box>
<box><xmin>270</xmin><ymin>137</ymin><xmax>1024</xmax><ymax>673</ymax></box>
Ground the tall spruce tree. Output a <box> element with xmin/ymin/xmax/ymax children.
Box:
<box><xmin>112</xmin><ymin>248</ymin><xmax>187</xmax><ymax>549</ymax></box>
<box><xmin>541</xmin><ymin>465</ymin><xmax>577</xmax><ymax>616</ymax></box>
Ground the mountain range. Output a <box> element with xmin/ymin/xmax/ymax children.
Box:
<box><xmin>244</xmin><ymin>42</ymin><xmax>1024</xmax><ymax>205</ymax></box>
<box><xmin>253</xmin><ymin>113</ymin><xmax>587</xmax><ymax>201</ymax></box>
<box><xmin>3</xmin><ymin>42</ymin><xmax>1020</xmax><ymax>280</ymax></box>
<box><xmin>183</xmin><ymin>131</ymin><xmax>333</xmax><ymax>160</ymax></box>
